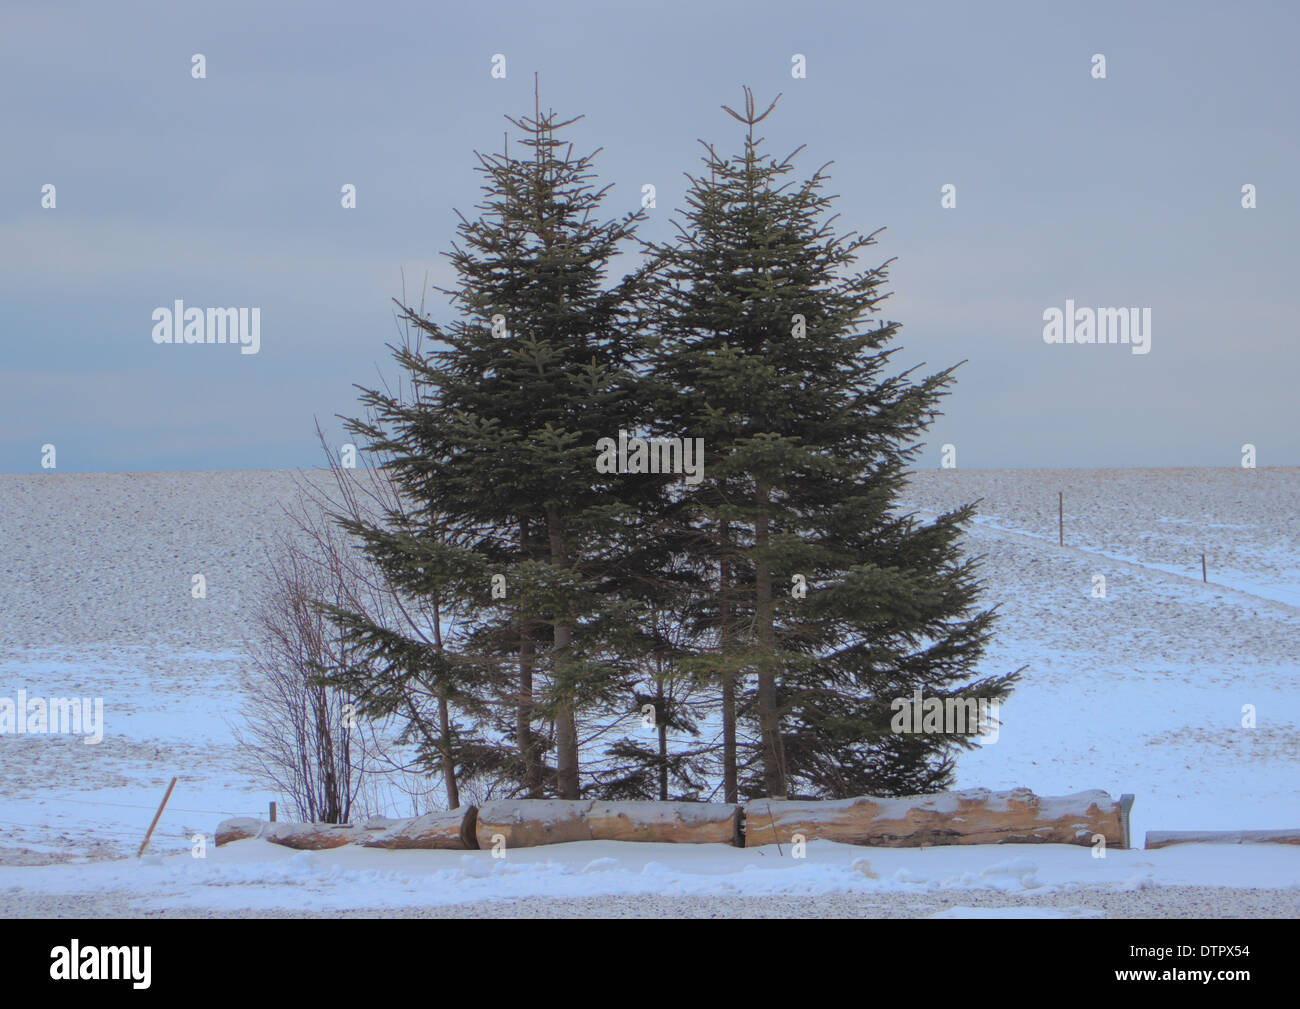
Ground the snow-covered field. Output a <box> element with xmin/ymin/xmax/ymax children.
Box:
<box><xmin>1</xmin><ymin>467</ymin><xmax>1297</xmax><ymax>917</ymax></box>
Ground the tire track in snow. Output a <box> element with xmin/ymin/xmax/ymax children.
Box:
<box><xmin>905</xmin><ymin>507</ymin><xmax>1300</xmax><ymax>616</ymax></box>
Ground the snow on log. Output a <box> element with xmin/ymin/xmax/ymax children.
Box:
<box><xmin>475</xmin><ymin>800</ymin><xmax>591</xmax><ymax>848</ymax></box>
<box><xmin>586</xmin><ymin>801</ymin><xmax>741</xmax><ymax>845</ymax></box>
<box><xmin>359</xmin><ymin>815</ymin><xmax>407</xmax><ymax>832</ymax></box>
<box><xmin>1145</xmin><ymin>829</ymin><xmax>1300</xmax><ymax>849</ymax></box>
<box><xmin>215</xmin><ymin>811</ymin><xmax>479</xmax><ymax>850</ymax></box>
<box><xmin>215</xmin><ymin>817</ymin><xmax>263</xmax><ymax>846</ymax></box>
<box><xmin>362</xmin><ymin>806</ymin><xmax>479</xmax><ymax>850</ymax></box>
<box><xmin>216</xmin><ymin>791</ymin><xmax>1126</xmax><ymax>851</ymax></box>
<box><xmin>258</xmin><ymin>822</ymin><xmax>369</xmax><ymax>850</ymax></box>
<box><xmin>744</xmin><ymin>788</ymin><xmax>1127</xmax><ymax>848</ymax></box>
<box><xmin>475</xmin><ymin>800</ymin><xmax>742</xmax><ymax>849</ymax></box>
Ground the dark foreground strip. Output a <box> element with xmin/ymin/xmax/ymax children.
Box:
<box><xmin>0</xmin><ymin>916</ymin><xmax>1283</xmax><ymax>994</ymax></box>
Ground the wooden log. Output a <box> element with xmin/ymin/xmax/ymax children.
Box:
<box><xmin>215</xmin><ymin>817</ymin><xmax>263</xmax><ymax>846</ymax></box>
<box><xmin>475</xmin><ymin>800</ymin><xmax>743</xmax><ymax>849</ymax></box>
<box><xmin>475</xmin><ymin>800</ymin><xmax>592</xmax><ymax>849</ymax></box>
<box><xmin>360</xmin><ymin>815</ymin><xmax>407</xmax><ymax>832</ymax></box>
<box><xmin>475</xmin><ymin>800</ymin><xmax>595</xmax><ymax>847</ymax></box>
<box><xmin>744</xmin><ymin>788</ymin><xmax>1127</xmax><ymax>848</ymax></box>
<box><xmin>586</xmin><ymin>801</ymin><xmax>741</xmax><ymax>846</ymax></box>
<box><xmin>1145</xmin><ymin>829</ymin><xmax>1300</xmax><ymax>850</ymax></box>
<box><xmin>363</xmin><ymin>806</ymin><xmax>479</xmax><ymax>850</ymax></box>
<box><xmin>259</xmin><ymin>822</ymin><xmax>368</xmax><ymax>850</ymax></box>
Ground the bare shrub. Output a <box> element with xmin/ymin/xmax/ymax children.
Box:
<box><xmin>236</xmin><ymin>532</ymin><xmax>368</xmax><ymax>823</ymax></box>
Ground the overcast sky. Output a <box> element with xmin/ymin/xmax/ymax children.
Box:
<box><xmin>2</xmin><ymin>0</ymin><xmax>1296</xmax><ymax>473</ymax></box>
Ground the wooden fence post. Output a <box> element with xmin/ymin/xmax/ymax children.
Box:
<box><xmin>138</xmin><ymin>776</ymin><xmax>178</xmax><ymax>857</ymax></box>
<box><xmin>270</xmin><ymin>801</ymin><xmax>277</xmax><ymax>823</ymax></box>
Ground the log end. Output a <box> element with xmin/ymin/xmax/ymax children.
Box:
<box><xmin>361</xmin><ymin>805</ymin><xmax>480</xmax><ymax>850</ymax></box>
<box><xmin>214</xmin><ymin>816</ymin><xmax>263</xmax><ymax>846</ymax></box>
<box><xmin>460</xmin><ymin>805</ymin><xmax>480</xmax><ymax>850</ymax></box>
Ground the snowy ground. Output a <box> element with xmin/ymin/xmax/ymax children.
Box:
<box><xmin>3</xmin><ymin>837</ymin><xmax>1299</xmax><ymax>918</ymax></box>
<box><xmin>1</xmin><ymin>467</ymin><xmax>1297</xmax><ymax>915</ymax></box>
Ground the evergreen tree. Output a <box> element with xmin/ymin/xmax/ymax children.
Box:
<box><xmin>646</xmin><ymin>88</ymin><xmax>1017</xmax><ymax>799</ymax></box>
<box><xmin>334</xmin><ymin>86</ymin><xmax>658</xmax><ymax>799</ymax></box>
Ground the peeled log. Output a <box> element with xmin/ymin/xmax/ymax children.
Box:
<box><xmin>744</xmin><ymin>788</ymin><xmax>1127</xmax><ymax>848</ymax></box>
<box><xmin>475</xmin><ymin>800</ymin><xmax>742</xmax><ymax>849</ymax></box>
<box><xmin>358</xmin><ymin>816</ymin><xmax>408</xmax><ymax>833</ymax></box>
<box><xmin>363</xmin><ymin>806</ymin><xmax>479</xmax><ymax>850</ymax></box>
<box><xmin>586</xmin><ymin>801</ymin><xmax>741</xmax><ymax>846</ymax></box>
<box><xmin>259</xmin><ymin>822</ymin><xmax>368</xmax><ymax>850</ymax></box>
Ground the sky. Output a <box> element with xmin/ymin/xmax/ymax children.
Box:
<box><xmin>1</xmin><ymin>0</ymin><xmax>1296</xmax><ymax>473</ymax></box>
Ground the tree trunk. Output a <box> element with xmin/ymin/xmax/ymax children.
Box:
<box><xmin>547</xmin><ymin>506</ymin><xmax>580</xmax><ymax>799</ymax></box>
<box><xmin>518</xmin><ymin>519</ymin><xmax>542</xmax><ymax>797</ymax></box>
<box><xmin>313</xmin><ymin>688</ymin><xmax>340</xmax><ymax>822</ymax></box>
<box><xmin>554</xmin><ymin>632</ymin><xmax>579</xmax><ymax>799</ymax></box>
<box><xmin>754</xmin><ymin>480</ymin><xmax>786</xmax><ymax>798</ymax></box>
<box><xmin>519</xmin><ymin>628</ymin><xmax>541</xmax><ymax>797</ymax></box>
<box><xmin>437</xmin><ymin>686</ymin><xmax>458</xmax><ymax>810</ymax></box>
<box><xmin>657</xmin><ymin>690</ymin><xmax>669</xmax><ymax>801</ymax></box>
<box><xmin>719</xmin><ymin>522</ymin><xmax>737</xmax><ymax>804</ymax></box>
<box><xmin>431</xmin><ymin>599</ymin><xmax>459</xmax><ymax>810</ymax></box>
<box><xmin>721</xmin><ymin>672</ymin><xmax>737</xmax><ymax>803</ymax></box>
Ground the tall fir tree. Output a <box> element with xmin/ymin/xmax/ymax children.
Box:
<box><xmin>335</xmin><ymin>85</ymin><xmax>661</xmax><ymax>799</ymax></box>
<box><xmin>646</xmin><ymin>89</ymin><xmax>1018</xmax><ymax>799</ymax></box>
